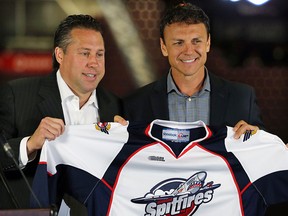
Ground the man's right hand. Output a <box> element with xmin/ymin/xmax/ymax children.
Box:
<box><xmin>27</xmin><ymin>117</ymin><xmax>65</xmax><ymax>157</ymax></box>
<box><xmin>114</xmin><ymin>115</ymin><xmax>128</xmax><ymax>126</ymax></box>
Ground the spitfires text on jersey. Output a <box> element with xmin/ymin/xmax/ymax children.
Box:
<box><xmin>131</xmin><ymin>171</ymin><xmax>221</xmax><ymax>216</ymax></box>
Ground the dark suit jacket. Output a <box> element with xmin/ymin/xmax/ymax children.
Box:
<box><xmin>123</xmin><ymin>72</ymin><xmax>288</xmax><ymax>216</ymax></box>
<box><xmin>123</xmin><ymin>72</ymin><xmax>264</xmax><ymax>128</ymax></box>
<box><xmin>0</xmin><ymin>72</ymin><xmax>122</xmax><ymax>209</ymax></box>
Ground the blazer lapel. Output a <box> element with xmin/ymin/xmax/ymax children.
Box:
<box><xmin>37</xmin><ymin>73</ymin><xmax>64</xmax><ymax>120</ymax></box>
<box><xmin>97</xmin><ymin>87</ymin><xmax>122</xmax><ymax>122</ymax></box>
<box><xmin>97</xmin><ymin>87</ymin><xmax>112</xmax><ymax>122</ymax></box>
<box><xmin>150</xmin><ymin>76</ymin><xmax>169</xmax><ymax>120</ymax></box>
<box><xmin>209</xmin><ymin>73</ymin><xmax>228</xmax><ymax>126</ymax></box>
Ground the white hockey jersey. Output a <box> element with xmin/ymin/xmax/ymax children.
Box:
<box><xmin>31</xmin><ymin>120</ymin><xmax>288</xmax><ymax>216</ymax></box>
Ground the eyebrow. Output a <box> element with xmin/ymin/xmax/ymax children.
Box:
<box><xmin>78</xmin><ymin>47</ymin><xmax>105</xmax><ymax>52</ymax></box>
<box><xmin>171</xmin><ymin>38</ymin><xmax>184</xmax><ymax>42</ymax></box>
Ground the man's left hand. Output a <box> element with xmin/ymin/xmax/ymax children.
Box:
<box><xmin>233</xmin><ymin>120</ymin><xmax>259</xmax><ymax>139</ymax></box>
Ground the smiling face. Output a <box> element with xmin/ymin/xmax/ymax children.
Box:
<box><xmin>55</xmin><ymin>28</ymin><xmax>105</xmax><ymax>98</ymax></box>
<box><xmin>160</xmin><ymin>22</ymin><xmax>210</xmax><ymax>83</ymax></box>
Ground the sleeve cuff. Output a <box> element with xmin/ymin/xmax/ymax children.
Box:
<box><xmin>19</xmin><ymin>136</ymin><xmax>37</xmax><ymax>167</ymax></box>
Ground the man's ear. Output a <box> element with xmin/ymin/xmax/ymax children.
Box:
<box><xmin>206</xmin><ymin>34</ymin><xmax>211</xmax><ymax>53</ymax></box>
<box><xmin>160</xmin><ymin>38</ymin><xmax>168</xmax><ymax>57</ymax></box>
<box><xmin>54</xmin><ymin>47</ymin><xmax>64</xmax><ymax>64</ymax></box>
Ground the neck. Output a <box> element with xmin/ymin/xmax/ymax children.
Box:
<box><xmin>79</xmin><ymin>95</ymin><xmax>91</xmax><ymax>108</ymax></box>
<box><xmin>172</xmin><ymin>72</ymin><xmax>205</xmax><ymax>97</ymax></box>
<box><xmin>70</xmin><ymin>89</ymin><xmax>92</xmax><ymax>108</ymax></box>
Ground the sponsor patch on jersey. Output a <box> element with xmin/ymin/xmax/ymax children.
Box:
<box><xmin>148</xmin><ymin>155</ymin><xmax>165</xmax><ymax>162</ymax></box>
<box><xmin>95</xmin><ymin>122</ymin><xmax>111</xmax><ymax>134</ymax></box>
<box><xmin>162</xmin><ymin>129</ymin><xmax>190</xmax><ymax>143</ymax></box>
<box><xmin>243</xmin><ymin>130</ymin><xmax>257</xmax><ymax>142</ymax></box>
<box><xmin>131</xmin><ymin>171</ymin><xmax>221</xmax><ymax>216</ymax></box>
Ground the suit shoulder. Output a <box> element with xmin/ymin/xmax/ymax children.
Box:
<box><xmin>124</xmin><ymin>76</ymin><xmax>166</xmax><ymax>101</ymax></box>
<box><xmin>7</xmin><ymin>75</ymin><xmax>45</xmax><ymax>89</ymax></box>
<box><xmin>2</xmin><ymin>74</ymin><xmax>56</xmax><ymax>99</ymax></box>
<box><xmin>210</xmin><ymin>72</ymin><xmax>254</xmax><ymax>93</ymax></box>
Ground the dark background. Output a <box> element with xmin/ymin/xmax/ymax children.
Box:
<box><xmin>0</xmin><ymin>0</ymin><xmax>287</xmax><ymax>140</ymax></box>
<box><xmin>0</xmin><ymin>0</ymin><xmax>287</xmax><ymax>214</ymax></box>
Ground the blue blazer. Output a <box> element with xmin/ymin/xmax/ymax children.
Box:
<box><xmin>123</xmin><ymin>72</ymin><xmax>264</xmax><ymax>128</ymax></box>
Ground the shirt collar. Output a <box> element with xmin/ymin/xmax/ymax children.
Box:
<box><xmin>56</xmin><ymin>70</ymin><xmax>98</xmax><ymax>108</ymax></box>
<box><xmin>167</xmin><ymin>67</ymin><xmax>211</xmax><ymax>95</ymax></box>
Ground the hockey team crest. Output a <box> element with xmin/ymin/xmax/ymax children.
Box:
<box><xmin>131</xmin><ymin>171</ymin><xmax>221</xmax><ymax>216</ymax></box>
<box><xmin>95</xmin><ymin>122</ymin><xmax>111</xmax><ymax>134</ymax></box>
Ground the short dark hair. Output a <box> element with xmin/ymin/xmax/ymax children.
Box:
<box><xmin>52</xmin><ymin>14</ymin><xmax>103</xmax><ymax>70</ymax></box>
<box><xmin>160</xmin><ymin>2</ymin><xmax>210</xmax><ymax>42</ymax></box>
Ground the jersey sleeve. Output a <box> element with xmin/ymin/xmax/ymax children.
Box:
<box><xmin>31</xmin><ymin>123</ymin><xmax>129</xmax><ymax>209</ymax></box>
<box><xmin>225</xmin><ymin>127</ymin><xmax>288</xmax><ymax>205</ymax></box>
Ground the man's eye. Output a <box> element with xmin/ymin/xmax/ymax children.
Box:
<box><xmin>97</xmin><ymin>53</ymin><xmax>104</xmax><ymax>58</ymax></box>
<box><xmin>193</xmin><ymin>40</ymin><xmax>201</xmax><ymax>44</ymax></box>
<box><xmin>81</xmin><ymin>52</ymin><xmax>89</xmax><ymax>56</ymax></box>
<box><xmin>174</xmin><ymin>41</ymin><xmax>183</xmax><ymax>45</ymax></box>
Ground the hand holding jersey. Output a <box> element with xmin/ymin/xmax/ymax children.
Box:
<box><xmin>32</xmin><ymin>120</ymin><xmax>288</xmax><ymax>216</ymax></box>
<box><xmin>113</xmin><ymin>115</ymin><xmax>260</xmax><ymax>140</ymax></box>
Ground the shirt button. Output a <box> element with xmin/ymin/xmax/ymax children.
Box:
<box><xmin>188</xmin><ymin>98</ymin><xmax>192</xmax><ymax>101</ymax></box>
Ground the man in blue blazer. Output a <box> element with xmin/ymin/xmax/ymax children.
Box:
<box><xmin>123</xmin><ymin>3</ymin><xmax>264</xmax><ymax>137</ymax></box>
<box><xmin>124</xmin><ymin>72</ymin><xmax>264</xmax><ymax>130</ymax></box>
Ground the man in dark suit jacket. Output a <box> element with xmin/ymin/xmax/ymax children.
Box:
<box><xmin>0</xmin><ymin>15</ymin><xmax>122</xmax><ymax>213</ymax></box>
<box><xmin>0</xmin><ymin>73</ymin><xmax>121</xmax><ymax>207</ymax></box>
<box><xmin>123</xmin><ymin>3</ymin><xmax>263</xmax><ymax>138</ymax></box>
<box><xmin>124</xmin><ymin>72</ymin><xmax>264</xmax><ymax>128</ymax></box>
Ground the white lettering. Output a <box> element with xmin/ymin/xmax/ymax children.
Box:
<box><xmin>203</xmin><ymin>190</ymin><xmax>213</xmax><ymax>203</ymax></box>
<box><xmin>144</xmin><ymin>190</ymin><xmax>215</xmax><ymax>216</ymax></box>
<box><xmin>145</xmin><ymin>202</ymin><xmax>156</xmax><ymax>216</ymax></box>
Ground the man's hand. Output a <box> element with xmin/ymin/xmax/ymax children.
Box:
<box><xmin>27</xmin><ymin>117</ymin><xmax>65</xmax><ymax>156</ymax></box>
<box><xmin>114</xmin><ymin>115</ymin><xmax>128</xmax><ymax>126</ymax></box>
<box><xmin>233</xmin><ymin>120</ymin><xmax>259</xmax><ymax>139</ymax></box>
